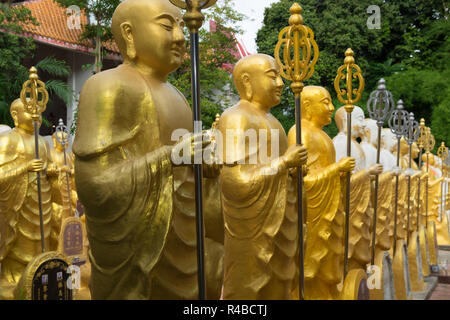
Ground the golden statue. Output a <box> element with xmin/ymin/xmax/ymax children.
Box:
<box><xmin>361</xmin><ymin>118</ymin><xmax>393</xmax><ymax>255</ymax></box>
<box><xmin>287</xmin><ymin>86</ymin><xmax>355</xmax><ymax>300</ymax></box>
<box><xmin>422</xmin><ymin>153</ymin><xmax>449</xmax><ymax>246</ymax></box>
<box><xmin>218</xmin><ymin>54</ymin><xmax>307</xmax><ymax>300</ymax></box>
<box><xmin>49</xmin><ymin>130</ymin><xmax>77</xmax><ymax>226</ymax></box>
<box><xmin>72</xmin><ymin>0</ymin><xmax>223</xmax><ymax>299</ymax></box>
<box><xmin>333</xmin><ymin>106</ymin><xmax>382</xmax><ymax>272</ymax></box>
<box><xmin>0</xmin><ymin>99</ymin><xmax>61</xmax><ymax>299</ymax></box>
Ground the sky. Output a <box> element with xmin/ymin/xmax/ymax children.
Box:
<box><xmin>233</xmin><ymin>0</ymin><xmax>280</xmax><ymax>54</ymax></box>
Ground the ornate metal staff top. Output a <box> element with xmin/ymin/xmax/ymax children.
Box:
<box><xmin>367</xmin><ymin>78</ymin><xmax>395</xmax><ymax>126</ymax></box>
<box><xmin>20</xmin><ymin>67</ymin><xmax>49</xmax><ymax>120</ymax></box>
<box><xmin>405</xmin><ymin>113</ymin><xmax>420</xmax><ymax>146</ymax></box>
<box><xmin>55</xmin><ymin>118</ymin><xmax>70</xmax><ymax>148</ymax></box>
<box><xmin>334</xmin><ymin>48</ymin><xmax>364</xmax><ymax>278</ymax></box>
<box><xmin>169</xmin><ymin>0</ymin><xmax>216</xmax><ymax>32</ymax></box>
<box><xmin>275</xmin><ymin>2</ymin><xmax>319</xmax><ymax>95</ymax></box>
<box><xmin>366</xmin><ymin>78</ymin><xmax>395</xmax><ymax>265</ymax></box>
<box><xmin>388</xmin><ymin>100</ymin><xmax>409</xmax><ymax>139</ymax></box>
<box><xmin>334</xmin><ymin>48</ymin><xmax>365</xmax><ymax>114</ymax></box>
<box><xmin>56</xmin><ymin>119</ymin><xmax>76</xmax><ymax>218</ymax></box>
<box><xmin>388</xmin><ymin>99</ymin><xmax>408</xmax><ymax>255</ymax></box>
<box><xmin>274</xmin><ymin>3</ymin><xmax>319</xmax><ymax>300</ymax></box>
<box><xmin>169</xmin><ymin>0</ymin><xmax>217</xmax><ymax>300</ymax></box>
<box><xmin>19</xmin><ymin>67</ymin><xmax>49</xmax><ymax>253</ymax></box>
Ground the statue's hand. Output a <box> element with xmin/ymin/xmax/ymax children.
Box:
<box><xmin>338</xmin><ymin>157</ymin><xmax>355</xmax><ymax>173</ymax></box>
<box><xmin>369</xmin><ymin>164</ymin><xmax>383</xmax><ymax>176</ymax></box>
<box><xmin>171</xmin><ymin>132</ymin><xmax>211</xmax><ymax>166</ymax></box>
<box><xmin>282</xmin><ymin>145</ymin><xmax>308</xmax><ymax>169</ymax></box>
<box><xmin>59</xmin><ymin>165</ymin><xmax>71</xmax><ymax>174</ymax></box>
<box><xmin>27</xmin><ymin>159</ymin><xmax>45</xmax><ymax>172</ymax></box>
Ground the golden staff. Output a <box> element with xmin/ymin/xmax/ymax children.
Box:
<box><xmin>416</xmin><ymin>118</ymin><xmax>427</xmax><ymax>231</ymax></box>
<box><xmin>424</xmin><ymin>127</ymin><xmax>435</xmax><ymax>228</ymax></box>
<box><xmin>334</xmin><ymin>48</ymin><xmax>364</xmax><ymax>277</ymax></box>
<box><xmin>20</xmin><ymin>67</ymin><xmax>49</xmax><ymax>252</ymax></box>
<box><xmin>437</xmin><ymin>142</ymin><xmax>448</xmax><ymax>221</ymax></box>
<box><xmin>55</xmin><ymin>118</ymin><xmax>74</xmax><ymax>217</ymax></box>
<box><xmin>274</xmin><ymin>2</ymin><xmax>319</xmax><ymax>300</ymax></box>
<box><xmin>169</xmin><ymin>0</ymin><xmax>217</xmax><ymax>300</ymax></box>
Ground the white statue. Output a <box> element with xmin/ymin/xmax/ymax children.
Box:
<box><xmin>381</xmin><ymin>128</ymin><xmax>397</xmax><ymax>172</ymax></box>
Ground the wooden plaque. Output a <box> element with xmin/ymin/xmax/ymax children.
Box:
<box><xmin>58</xmin><ymin>217</ymin><xmax>85</xmax><ymax>257</ymax></box>
<box><xmin>14</xmin><ymin>251</ymin><xmax>73</xmax><ymax>300</ymax></box>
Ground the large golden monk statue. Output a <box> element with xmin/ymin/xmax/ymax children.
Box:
<box><xmin>49</xmin><ymin>130</ymin><xmax>77</xmax><ymax>224</ymax></box>
<box><xmin>288</xmin><ymin>86</ymin><xmax>355</xmax><ymax>300</ymax></box>
<box><xmin>361</xmin><ymin>118</ymin><xmax>393</xmax><ymax>254</ymax></box>
<box><xmin>218</xmin><ymin>54</ymin><xmax>307</xmax><ymax>299</ymax></box>
<box><xmin>73</xmin><ymin>0</ymin><xmax>223</xmax><ymax>299</ymax></box>
<box><xmin>0</xmin><ymin>99</ymin><xmax>62</xmax><ymax>299</ymax></box>
<box><xmin>333</xmin><ymin>106</ymin><xmax>382</xmax><ymax>272</ymax></box>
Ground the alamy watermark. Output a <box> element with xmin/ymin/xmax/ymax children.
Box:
<box><xmin>367</xmin><ymin>5</ymin><xmax>381</xmax><ymax>30</ymax></box>
<box><xmin>67</xmin><ymin>5</ymin><xmax>81</xmax><ymax>30</ymax></box>
<box><xmin>171</xmin><ymin>122</ymin><xmax>281</xmax><ymax>175</ymax></box>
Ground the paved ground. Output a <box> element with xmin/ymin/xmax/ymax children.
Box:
<box><xmin>427</xmin><ymin>249</ymin><xmax>450</xmax><ymax>300</ymax></box>
<box><xmin>428</xmin><ymin>283</ymin><xmax>450</xmax><ymax>300</ymax></box>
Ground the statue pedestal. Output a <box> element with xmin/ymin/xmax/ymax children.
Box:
<box><xmin>13</xmin><ymin>251</ymin><xmax>73</xmax><ymax>300</ymax></box>
<box><xmin>391</xmin><ymin>240</ymin><xmax>412</xmax><ymax>300</ymax></box>
<box><xmin>340</xmin><ymin>269</ymin><xmax>370</xmax><ymax>300</ymax></box>
<box><xmin>408</xmin><ymin>232</ymin><xmax>427</xmax><ymax>292</ymax></box>
<box><xmin>368</xmin><ymin>251</ymin><xmax>395</xmax><ymax>300</ymax></box>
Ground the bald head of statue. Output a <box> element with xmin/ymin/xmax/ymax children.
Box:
<box><xmin>10</xmin><ymin>98</ymin><xmax>40</xmax><ymax>133</ymax></box>
<box><xmin>232</xmin><ymin>54</ymin><xmax>284</xmax><ymax>111</ymax></box>
<box><xmin>112</xmin><ymin>0</ymin><xmax>186</xmax><ymax>77</ymax></box>
<box><xmin>335</xmin><ymin>105</ymin><xmax>366</xmax><ymax>138</ymax></box>
<box><xmin>300</xmin><ymin>86</ymin><xmax>335</xmax><ymax>128</ymax></box>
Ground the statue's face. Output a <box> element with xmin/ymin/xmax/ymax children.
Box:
<box><xmin>351</xmin><ymin>107</ymin><xmax>366</xmax><ymax>138</ymax></box>
<box><xmin>381</xmin><ymin>129</ymin><xmax>396</xmax><ymax>151</ymax></box>
<box><xmin>412</xmin><ymin>142</ymin><xmax>419</xmax><ymax>159</ymax></box>
<box><xmin>363</xmin><ymin>118</ymin><xmax>378</xmax><ymax>145</ymax></box>
<box><xmin>132</xmin><ymin>0</ymin><xmax>186</xmax><ymax>76</ymax></box>
<box><xmin>400</xmin><ymin>138</ymin><xmax>409</xmax><ymax>155</ymax></box>
<box><xmin>247</xmin><ymin>57</ymin><xmax>284</xmax><ymax>109</ymax></box>
<box><xmin>307</xmin><ymin>87</ymin><xmax>334</xmax><ymax>127</ymax></box>
<box><xmin>53</xmin><ymin>131</ymin><xmax>68</xmax><ymax>151</ymax></box>
<box><xmin>11</xmin><ymin>100</ymin><xmax>41</xmax><ymax>133</ymax></box>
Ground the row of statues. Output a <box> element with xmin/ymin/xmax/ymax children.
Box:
<box><xmin>0</xmin><ymin>101</ymin><xmax>88</xmax><ymax>299</ymax></box>
<box><xmin>1</xmin><ymin>0</ymin><xmax>449</xmax><ymax>300</ymax></box>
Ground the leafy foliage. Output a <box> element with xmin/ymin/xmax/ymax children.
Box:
<box><xmin>168</xmin><ymin>0</ymin><xmax>245</xmax><ymax>128</ymax></box>
<box><xmin>0</xmin><ymin>2</ymin><xmax>73</xmax><ymax>127</ymax></box>
<box><xmin>256</xmin><ymin>0</ymin><xmax>449</xmax><ymax>141</ymax></box>
<box><xmin>55</xmin><ymin>0</ymin><xmax>122</xmax><ymax>72</ymax></box>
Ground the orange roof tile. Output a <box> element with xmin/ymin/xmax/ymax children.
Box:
<box><xmin>17</xmin><ymin>0</ymin><xmax>120</xmax><ymax>59</ymax></box>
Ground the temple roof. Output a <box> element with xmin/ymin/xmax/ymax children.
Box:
<box><xmin>16</xmin><ymin>0</ymin><xmax>121</xmax><ymax>59</ymax></box>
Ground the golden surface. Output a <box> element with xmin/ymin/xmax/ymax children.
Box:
<box><xmin>334</xmin><ymin>49</ymin><xmax>364</xmax><ymax>114</ymax></box>
<box><xmin>218</xmin><ymin>54</ymin><xmax>307</xmax><ymax>299</ymax></box>
<box><xmin>72</xmin><ymin>0</ymin><xmax>223</xmax><ymax>299</ymax></box>
<box><xmin>288</xmin><ymin>86</ymin><xmax>355</xmax><ymax>300</ymax></box>
<box><xmin>0</xmin><ymin>99</ymin><xmax>60</xmax><ymax>300</ymax></box>
<box><xmin>49</xmin><ymin>132</ymin><xmax>77</xmax><ymax>225</ymax></box>
<box><xmin>274</xmin><ymin>3</ymin><xmax>319</xmax><ymax>96</ymax></box>
<box><xmin>407</xmin><ymin>231</ymin><xmax>426</xmax><ymax>292</ymax></box>
<box><xmin>13</xmin><ymin>251</ymin><xmax>70</xmax><ymax>300</ymax></box>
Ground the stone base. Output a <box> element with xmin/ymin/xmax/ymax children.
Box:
<box><xmin>411</xmin><ymin>276</ymin><xmax>438</xmax><ymax>300</ymax></box>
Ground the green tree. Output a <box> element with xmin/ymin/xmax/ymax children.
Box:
<box><xmin>55</xmin><ymin>0</ymin><xmax>121</xmax><ymax>73</ymax></box>
<box><xmin>168</xmin><ymin>0</ymin><xmax>245</xmax><ymax>128</ymax></box>
<box><xmin>0</xmin><ymin>2</ymin><xmax>73</xmax><ymax>127</ymax></box>
<box><xmin>256</xmin><ymin>0</ymin><xmax>448</xmax><ymax>138</ymax></box>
